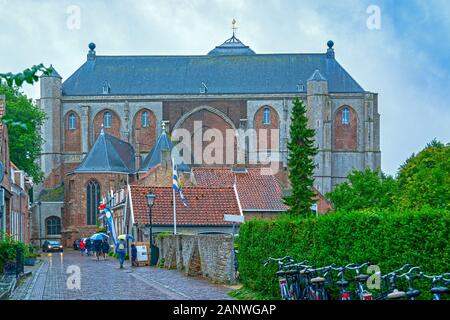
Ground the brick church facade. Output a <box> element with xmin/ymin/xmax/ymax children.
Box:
<box><xmin>36</xmin><ymin>32</ymin><xmax>381</xmax><ymax>243</ymax></box>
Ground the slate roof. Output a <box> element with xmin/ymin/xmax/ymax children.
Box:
<box><xmin>74</xmin><ymin>129</ymin><xmax>135</xmax><ymax>173</ymax></box>
<box><xmin>138</xmin><ymin>129</ymin><xmax>173</xmax><ymax>173</ymax></box>
<box><xmin>43</xmin><ymin>65</ymin><xmax>62</xmax><ymax>79</ymax></box>
<box><xmin>138</xmin><ymin>129</ymin><xmax>191</xmax><ymax>173</ymax></box>
<box><xmin>62</xmin><ymin>39</ymin><xmax>365</xmax><ymax>96</ymax></box>
<box><xmin>208</xmin><ymin>35</ymin><xmax>256</xmax><ymax>55</ymax></box>
<box><xmin>130</xmin><ymin>186</ymin><xmax>241</xmax><ymax>226</ymax></box>
<box><xmin>193</xmin><ymin>168</ymin><xmax>289</xmax><ymax>212</ymax></box>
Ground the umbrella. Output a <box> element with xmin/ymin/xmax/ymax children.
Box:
<box><xmin>90</xmin><ymin>233</ymin><xmax>109</xmax><ymax>241</ymax></box>
<box><xmin>118</xmin><ymin>234</ymin><xmax>134</xmax><ymax>241</ymax></box>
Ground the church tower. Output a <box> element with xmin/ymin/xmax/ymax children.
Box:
<box><xmin>307</xmin><ymin>66</ymin><xmax>332</xmax><ymax>195</ymax></box>
<box><xmin>39</xmin><ymin>67</ymin><xmax>62</xmax><ymax>179</ymax></box>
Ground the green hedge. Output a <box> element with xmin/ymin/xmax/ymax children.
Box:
<box><xmin>238</xmin><ymin>209</ymin><xmax>450</xmax><ymax>299</ymax></box>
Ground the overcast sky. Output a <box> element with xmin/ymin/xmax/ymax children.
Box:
<box><xmin>0</xmin><ymin>0</ymin><xmax>448</xmax><ymax>176</ymax></box>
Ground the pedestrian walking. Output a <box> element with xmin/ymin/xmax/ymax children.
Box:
<box><xmin>93</xmin><ymin>239</ymin><xmax>102</xmax><ymax>261</ymax></box>
<box><xmin>102</xmin><ymin>239</ymin><xmax>110</xmax><ymax>260</ymax></box>
<box><xmin>79</xmin><ymin>238</ymin><xmax>86</xmax><ymax>256</ymax></box>
<box><xmin>85</xmin><ymin>238</ymin><xmax>92</xmax><ymax>256</ymax></box>
<box><xmin>116</xmin><ymin>239</ymin><xmax>127</xmax><ymax>269</ymax></box>
<box><xmin>131</xmin><ymin>243</ymin><xmax>137</xmax><ymax>267</ymax></box>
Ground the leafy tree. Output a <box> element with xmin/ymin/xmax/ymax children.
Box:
<box><xmin>0</xmin><ymin>64</ymin><xmax>52</xmax><ymax>87</ymax></box>
<box><xmin>326</xmin><ymin>169</ymin><xmax>398</xmax><ymax>211</ymax></box>
<box><xmin>396</xmin><ymin>139</ymin><xmax>449</xmax><ymax>210</ymax></box>
<box><xmin>284</xmin><ymin>98</ymin><xmax>318</xmax><ymax>215</ymax></box>
<box><xmin>0</xmin><ymin>84</ymin><xmax>46</xmax><ymax>183</ymax></box>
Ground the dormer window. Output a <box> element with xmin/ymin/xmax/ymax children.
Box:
<box><xmin>200</xmin><ymin>82</ymin><xmax>208</xmax><ymax>94</ymax></box>
<box><xmin>103</xmin><ymin>112</ymin><xmax>112</xmax><ymax>128</ymax></box>
<box><xmin>341</xmin><ymin>107</ymin><xmax>350</xmax><ymax>125</ymax></box>
<box><xmin>102</xmin><ymin>81</ymin><xmax>111</xmax><ymax>94</ymax></box>
<box><xmin>263</xmin><ymin>107</ymin><xmax>271</xmax><ymax>125</ymax></box>
<box><xmin>68</xmin><ymin>113</ymin><xmax>77</xmax><ymax>130</ymax></box>
<box><xmin>142</xmin><ymin>111</ymin><xmax>149</xmax><ymax>128</ymax></box>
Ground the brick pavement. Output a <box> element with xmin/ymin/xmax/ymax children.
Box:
<box><xmin>11</xmin><ymin>250</ymin><xmax>234</xmax><ymax>300</ymax></box>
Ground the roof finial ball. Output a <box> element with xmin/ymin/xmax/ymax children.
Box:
<box><xmin>327</xmin><ymin>40</ymin><xmax>334</xmax><ymax>49</ymax></box>
<box><xmin>87</xmin><ymin>42</ymin><xmax>96</xmax><ymax>61</ymax></box>
<box><xmin>326</xmin><ymin>40</ymin><xmax>335</xmax><ymax>59</ymax></box>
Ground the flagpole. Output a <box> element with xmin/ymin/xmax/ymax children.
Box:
<box><xmin>173</xmin><ymin>185</ymin><xmax>177</xmax><ymax>235</ymax></box>
<box><xmin>172</xmin><ymin>159</ymin><xmax>177</xmax><ymax>235</ymax></box>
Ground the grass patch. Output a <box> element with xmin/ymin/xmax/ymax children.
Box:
<box><xmin>227</xmin><ymin>286</ymin><xmax>273</xmax><ymax>300</ymax></box>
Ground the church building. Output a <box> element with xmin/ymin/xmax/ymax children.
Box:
<box><xmin>36</xmin><ymin>29</ymin><xmax>381</xmax><ymax>244</ymax></box>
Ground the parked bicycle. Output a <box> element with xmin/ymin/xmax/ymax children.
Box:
<box><xmin>265</xmin><ymin>256</ymin><xmax>449</xmax><ymax>301</ymax></box>
<box><xmin>421</xmin><ymin>272</ymin><xmax>450</xmax><ymax>300</ymax></box>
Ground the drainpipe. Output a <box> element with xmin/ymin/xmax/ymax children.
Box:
<box><xmin>19</xmin><ymin>190</ymin><xmax>22</xmax><ymax>242</ymax></box>
<box><xmin>38</xmin><ymin>201</ymin><xmax>42</xmax><ymax>248</ymax></box>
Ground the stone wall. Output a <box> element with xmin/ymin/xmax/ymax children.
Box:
<box><xmin>156</xmin><ymin>234</ymin><xmax>236</xmax><ymax>284</ymax></box>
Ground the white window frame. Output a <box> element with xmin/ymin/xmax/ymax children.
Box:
<box><xmin>104</xmin><ymin>112</ymin><xmax>112</xmax><ymax>128</ymax></box>
<box><xmin>342</xmin><ymin>108</ymin><xmax>350</xmax><ymax>125</ymax></box>
<box><xmin>68</xmin><ymin>113</ymin><xmax>77</xmax><ymax>130</ymax></box>
<box><xmin>142</xmin><ymin>111</ymin><xmax>149</xmax><ymax>128</ymax></box>
<box><xmin>263</xmin><ymin>107</ymin><xmax>271</xmax><ymax>125</ymax></box>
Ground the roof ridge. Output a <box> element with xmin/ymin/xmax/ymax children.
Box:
<box><xmin>131</xmin><ymin>185</ymin><xmax>234</xmax><ymax>190</ymax></box>
<box><xmin>94</xmin><ymin>53</ymin><xmax>327</xmax><ymax>58</ymax></box>
<box><xmin>102</xmin><ymin>132</ymin><xmax>112</xmax><ymax>170</ymax></box>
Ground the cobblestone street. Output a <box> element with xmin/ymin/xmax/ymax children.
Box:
<box><xmin>11</xmin><ymin>250</ymin><xmax>234</xmax><ymax>300</ymax></box>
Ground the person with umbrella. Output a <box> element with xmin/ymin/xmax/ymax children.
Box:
<box><xmin>85</xmin><ymin>238</ymin><xmax>92</xmax><ymax>256</ymax></box>
<box><xmin>116</xmin><ymin>238</ymin><xmax>127</xmax><ymax>269</ymax></box>
<box><xmin>79</xmin><ymin>238</ymin><xmax>86</xmax><ymax>256</ymax></box>
<box><xmin>116</xmin><ymin>234</ymin><xmax>133</xmax><ymax>268</ymax></box>
<box><xmin>90</xmin><ymin>233</ymin><xmax>108</xmax><ymax>261</ymax></box>
<box><xmin>102</xmin><ymin>239</ymin><xmax>110</xmax><ymax>260</ymax></box>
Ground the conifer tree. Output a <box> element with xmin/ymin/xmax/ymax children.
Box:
<box><xmin>284</xmin><ymin>97</ymin><xmax>318</xmax><ymax>215</ymax></box>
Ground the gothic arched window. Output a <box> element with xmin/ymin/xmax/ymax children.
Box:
<box><xmin>68</xmin><ymin>113</ymin><xmax>77</xmax><ymax>130</ymax></box>
<box><xmin>46</xmin><ymin>216</ymin><xmax>61</xmax><ymax>235</ymax></box>
<box><xmin>342</xmin><ymin>107</ymin><xmax>350</xmax><ymax>125</ymax></box>
<box><xmin>86</xmin><ymin>180</ymin><xmax>101</xmax><ymax>225</ymax></box>
<box><xmin>103</xmin><ymin>112</ymin><xmax>112</xmax><ymax>128</ymax></box>
<box><xmin>263</xmin><ymin>107</ymin><xmax>271</xmax><ymax>125</ymax></box>
<box><xmin>142</xmin><ymin>111</ymin><xmax>149</xmax><ymax>128</ymax></box>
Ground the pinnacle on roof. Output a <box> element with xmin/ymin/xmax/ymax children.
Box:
<box><xmin>308</xmin><ymin>69</ymin><xmax>327</xmax><ymax>82</ymax></box>
<box><xmin>208</xmin><ymin>20</ymin><xmax>255</xmax><ymax>55</ymax></box>
<box><xmin>42</xmin><ymin>65</ymin><xmax>62</xmax><ymax>79</ymax></box>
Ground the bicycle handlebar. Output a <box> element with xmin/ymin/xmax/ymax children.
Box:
<box><xmin>307</xmin><ymin>264</ymin><xmax>335</xmax><ymax>273</ymax></box>
<box><xmin>283</xmin><ymin>260</ymin><xmax>309</xmax><ymax>269</ymax></box>
<box><xmin>263</xmin><ymin>256</ymin><xmax>294</xmax><ymax>267</ymax></box>
<box><xmin>344</xmin><ymin>262</ymin><xmax>371</xmax><ymax>271</ymax></box>
<box><xmin>398</xmin><ymin>266</ymin><xmax>421</xmax><ymax>279</ymax></box>
<box><xmin>420</xmin><ymin>272</ymin><xmax>450</xmax><ymax>282</ymax></box>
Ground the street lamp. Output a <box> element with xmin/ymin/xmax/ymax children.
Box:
<box><xmin>146</xmin><ymin>192</ymin><xmax>156</xmax><ymax>265</ymax></box>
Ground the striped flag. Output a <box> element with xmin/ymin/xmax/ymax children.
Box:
<box><xmin>173</xmin><ymin>161</ymin><xmax>188</xmax><ymax>207</ymax></box>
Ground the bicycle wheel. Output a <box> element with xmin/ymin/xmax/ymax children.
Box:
<box><xmin>280</xmin><ymin>283</ymin><xmax>290</xmax><ymax>300</ymax></box>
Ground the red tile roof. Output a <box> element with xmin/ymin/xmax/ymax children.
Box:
<box><xmin>193</xmin><ymin>168</ymin><xmax>289</xmax><ymax>212</ymax></box>
<box><xmin>130</xmin><ymin>185</ymin><xmax>241</xmax><ymax>226</ymax></box>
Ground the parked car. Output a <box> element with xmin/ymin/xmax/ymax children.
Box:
<box><xmin>42</xmin><ymin>240</ymin><xmax>63</xmax><ymax>252</ymax></box>
<box><xmin>73</xmin><ymin>239</ymin><xmax>81</xmax><ymax>250</ymax></box>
